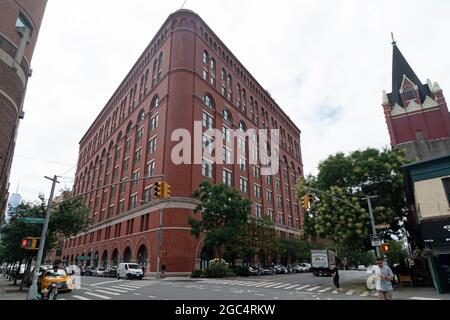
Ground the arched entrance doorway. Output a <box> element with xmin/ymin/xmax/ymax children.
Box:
<box><xmin>137</xmin><ymin>245</ymin><xmax>148</xmax><ymax>273</ymax></box>
<box><xmin>93</xmin><ymin>251</ymin><xmax>99</xmax><ymax>267</ymax></box>
<box><xmin>123</xmin><ymin>247</ymin><xmax>132</xmax><ymax>263</ymax></box>
<box><xmin>111</xmin><ymin>249</ymin><xmax>119</xmax><ymax>266</ymax></box>
<box><xmin>200</xmin><ymin>246</ymin><xmax>213</xmax><ymax>271</ymax></box>
<box><xmin>101</xmin><ymin>250</ymin><xmax>108</xmax><ymax>268</ymax></box>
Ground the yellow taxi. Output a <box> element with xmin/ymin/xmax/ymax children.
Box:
<box><xmin>38</xmin><ymin>268</ymin><xmax>73</xmax><ymax>292</ymax></box>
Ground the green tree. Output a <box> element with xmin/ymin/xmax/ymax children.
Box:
<box><xmin>384</xmin><ymin>240</ymin><xmax>408</xmax><ymax>266</ymax></box>
<box><xmin>278</xmin><ymin>238</ymin><xmax>311</xmax><ymax>264</ymax></box>
<box><xmin>298</xmin><ymin>147</ymin><xmax>408</xmax><ymax>252</ymax></box>
<box><xmin>189</xmin><ymin>181</ymin><xmax>252</xmax><ymax>263</ymax></box>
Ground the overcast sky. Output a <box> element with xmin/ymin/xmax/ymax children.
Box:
<box><xmin>8</xmin><ymin>0</ymin><xmax>450</xmax><ymax>202</ymax></box>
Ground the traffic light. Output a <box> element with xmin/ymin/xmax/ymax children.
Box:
<box><xmin>154</xmin><ymin>181</ymin><xmax>163</xmax><ymax>199</ymax></box>
<box><xmin>301</xmin><ymin>194</ymin><xmax>309</xmax><ymax>209</ymax></box>
<box><xmin>21</xmin><ymin>237</ymin><xmax>39</xmax><ymax>250</ymax></box>
<box><xmin>162</xmin><ymin>182</ymin><xmax>171</xmax><ymax>199</ymax></box>
<box><xmin>381</xmin><ymin>243</ymin><xmax>391</xmax><ymax>253</ymax></box>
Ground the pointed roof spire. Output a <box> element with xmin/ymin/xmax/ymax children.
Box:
<box><xmin>388</xmin><ymin>37</ymin><xmax>430</xmax><ymax>107</ymax></box>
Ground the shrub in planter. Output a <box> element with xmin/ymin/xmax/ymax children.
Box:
<box><xmin>230</xmin><ymin>266</ymin><xmax>250</xmax><ymax>277</ymax></box>
<box><xmin>204</xmin><ymin>262</ymin><xmax>235</xmax><ymax>278</ymax></box>
<box><xmin>191</xmin><ymin>270</ymin><xmax>204</xmax><ymax>278</ymax></box>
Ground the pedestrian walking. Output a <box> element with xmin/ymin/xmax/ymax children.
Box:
<box><xmin>332</xmin><ymin>265</ymin><xmax>340</xmax><ymax>289</ymax></box>
<box><xmin>369</xmin><ymin>257</ymin><xmax>395</xmax><ymax>300</ymax></box>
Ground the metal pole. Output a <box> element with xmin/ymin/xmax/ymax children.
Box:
<box><xmin>27</xmin><ymin>175</ymin><xmax>59</xmax><ymax>300</ymax></box>
<box><xmin>156</xmin><ymin>206</ymin><xmax>163</xmax><ymax>279</ymax></box>
<box><xmin>366</xmin><ymin>196</ymin><xmax>381</xmax><ymax>258</ymax></box>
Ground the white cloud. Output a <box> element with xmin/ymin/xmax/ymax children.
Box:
<box><xmin>8</xmin><ymin>0</ymin><xmax>450</xmax><ymax>201</ymax></box>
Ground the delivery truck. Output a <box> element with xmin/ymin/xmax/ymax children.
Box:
<box><xmin>311</xmin><ymin>250</ymin><xmax>336</xmax><ymax>277</ymax></box>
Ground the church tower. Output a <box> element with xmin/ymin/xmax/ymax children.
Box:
<box><xmin>382</xmin><ymin>37</ymin><xmax>450</xmax><ymax>160</ymax></box>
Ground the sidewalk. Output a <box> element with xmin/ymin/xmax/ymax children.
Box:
<box><xmin>0</xmin><ymin>277</ymin><xmax>27</xmax><ymax>300</ymax></box>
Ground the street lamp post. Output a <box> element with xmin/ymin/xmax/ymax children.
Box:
<box><xmin>27</xmin><ymin>175</ymin><xmax>59</xmax><ymax>300</ymax></box>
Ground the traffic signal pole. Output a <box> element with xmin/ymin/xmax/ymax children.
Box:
<box><xmin>27</xmin><ymin>175</ymin><xmax>59</xmax><ymax>300</ymax></box>
<box><xmin>365</xmin><ymin>196</ymin><xmax>382</xmax><ymax>258</ymax></box>
<box><xmin>156</xmin><ymin>205</ymin><xmax>163</xmax><ymax>280</ymax></box>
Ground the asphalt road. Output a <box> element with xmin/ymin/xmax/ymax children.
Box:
<box><xmin>59</xmin><ymin>271</ymin><xmax>376</xmax><ymax>301</ymax></box>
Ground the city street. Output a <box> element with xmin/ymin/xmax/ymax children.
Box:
<box><xmin>54</xmin><ymin>271</ymin><xmax>446</xmax><ymax>301</ymax></box>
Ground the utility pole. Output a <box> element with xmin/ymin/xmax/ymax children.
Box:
<box><xmin>27</xmin><ymin>175</ymin><xmax>59</xmax><ymax>300</ymax></box>
<box><xmin>365</xmin><ymin>196</ymin><xmax>382</xmax><ymax>258</ymax></box>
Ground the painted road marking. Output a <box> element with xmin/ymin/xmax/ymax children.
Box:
<box><xmin>410</xmin><ymin>297</ymin><xmax>441</xmax><ymax>300</ymax></box>
<box><xmin>307</xmin><ymin>286</ymin><xmax>321</xmax><ymax>292</ymax></box>
<box><xmin>346</xmin><ymin>290</ymin><xmax>355</xmax><ymax>295</ymax></box>
<box><xmin>273</xmin><ymin>283</ymin><xmax>293</xmax><ymax>289</ymax></box>
<box><xmin>263</xmin><ymin>283</ymin><xmax>284</xmax><ymax>288</ymax></box>
<box><xmin>360</xmin><ymin>292</ymin><xmax>369</xmax><ymax>297</ymax></box>
<box><xmin>72</xmin><ymin>295</ymin><xmax>90</xmax><ymax>300</ymax></box>
<box><xmin>284</xmin><ymin>284</ymin><xmax>301</xmax><ymax>290</ymax></box>
<box><xmin>91</xmin><ymin>280</ymin><xmax>124</xmax><ymax>286</ymax></box>
<box><xmin>112</xmin><ymin>286</ymin><xmax>134</xmax><ymax>291</ymax></box>
<box><xmin>85</xmin><ymin>292</ymin><xmax>111</xmax><ymax>299</ymax></box>
<box><xmin>318</xmin><ymin>287</ymin><xmax>333</xmax><ymax>293</ymax></box>
<box><xmin>101</xmin><ymin>287</ymin><xmax>128</xmax><ymax>293</ymax></box>
<box><xmin>295</xmin><ymin>285</ymin><xmax>311</xmax><ymax>291</ymax></box>
<box><xmin>253</xmin><ymin>282</ymin><xmax>274</xmax><ymax>287</ymax></box>
<box><xmin>95</xmin><ymin>289</ymin><xmax>121</xmax><ymax>296</ymax></box>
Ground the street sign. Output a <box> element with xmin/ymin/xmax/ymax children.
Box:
<box><xmin>371</xmin><ymin>241</ymin><xmax>382</xmax><ymax>247</ymax></box>
<box><xmin>370</xmin><ymin>234</ymin><xmax>381</xmax><ymax>242</ymax></box>
<box><xmin>375</xmin><ymin>224</ymin><xmax>390</xmax><ymax>229</ymax></box>
<box><xmin>19</xmin><ymin>217</ymin><xmax>45</xmax><ymax>224</ymax></box>
<box><xmin>76</xmin><ymin>256</ymin><xmax>91</xmax><ymax>261</ymax></box>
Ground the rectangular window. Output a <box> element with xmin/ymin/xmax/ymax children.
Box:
<box><xmin>210</xmin><ymin>75</ymin><xmax>215</xmax><ymax>86</ymax></box>
<box><xmin>122</xmin><ymin>158</ymin><xmax>129</xmax><ymax>173</ymax></box>
<box><xmin>223</xmin><ymin>170</ymin><xmax>232</xmax><ymax>186</ymax></box>
<box><xmin>115</xmin><ymin>147</ymin><xmax>121</xmax><ymax>161</ymax></box>
<box><xmin>148</xmin><ymin>137</ymin><xmax>157</xmax><ymax>154</ymax></box>
<box><xmin>118</xmin><ymin>200</ymin><xmax>125</xmax><ymax>214</ymax></box>
<box><xmin>239</xmin><ymin>157</ymin><xmax>247</xmax><ymax>171</ymax></box>
<box><xmin>130</xmin><ymin>193</ymin><xmax>138</xmax><ymax>210</ymax></box>
<box><xmin>255</xmin><ymin>205</ymin><xmax>262</xmax><ymax>219</ymax></box>
<box><xmin>202</xmin><ymin>69</ymin><xmax>208</xmax><ymax>80</ymax></box>
<box><xmin>136</xmin><ymin>127</ymin><xmax>144</xmax><ymax>143</ymax></box>
<box><xmin>150</xmin><ymin>114</ymin><xmax>159</xmax><ymax>131</ymax></box>
<box><xmin>143</xmin><ymin>187</ymin><xmax>152</xmax><ymax>203</ymax></box>
<box><xmin>254</xmin><ymin>185</ymin><xmax>261</xmax><ymax>199</ymax></box>
<box><xmin>108</xmin><ymin>206</ymin><xmax>114</xmax><ymax>218</ymax></box>
<box><xmin>202</xmin><ymin>135</ymin><xmax>214</xmax><ymax>155</ymax></box>
<box><xmin>140</xmin><ymin>215</ymin><xmax>145</xmax><ymax>232</ymax></box>
<box><xmin>277</xmin><ymin>195</ymin><xmax>283</xmax><ymax>208</ymax></box>
<box><xmin>202</xmin><ymin>159</ymin><xmax>213</xmax><ymax>178</ymax></box>
<box><xmin>145</xmin><ymin>160</ymin><xmax>155</xmax><ymax>177</ymax></box>
<box><xmin>253</xmin><ymin>166</ymin><xmax>261</xmax><ymax>179</ymax></box>
<box><xmin>111</xmin><ymin>185</ymin><xmax>116</xmax><ymax>198</ymax></box>
<box><xmin>125</xmin><ymin>139</ymin><xmax>131</xmax><ymax>153</ymax></box>
<box><xmin>134</xmin><ymin>148</ymin><xmax>142</xmax><ymax>164</ymax></box>
<box><xmin>222</xmin><ymin>127</ymin><xmax>231</xmax><ymax>143</ymax></box>
<box><xmin>222</xmin><ymin>147</ymin><xmax>232</xmax><ymax>164</ymax></box>
<box><xmin>278</xmin><ymin>213</ymin><xmax>284</xmax><ymax>225</ymax></box>
<box><xmin>267</xmin><ymin>190</ymin><xmax>273</xmax><ymax>204</ymax></box>
<box><xmin>120</xmin><ymin>178</ymin><xmax>127</xmax><ymax>193</ymax></box>
<box><xmin>266</xmin><ymin>175</ymin><xmax>272</xmax><ymax>186</ymax></box>
<box><xmin>240</xmin><ymin>177</ymin><xmax>248</xmax><ymax>193</ymax></box>
<box><xmin>275</xmin><ymin>179</ymin><xmax>281</xmax><ymax>192</ymax></box>
<box><xmin>268</xmin><ymin>209</ymin><xmax>274</xmax><ymax>221</ymax></box>
<box><xmin>202</xmin><ymin>113</ymin><xmax>213</xmax><ymax>129</ymax></box>
<box><xmin>113</xmin><ymin>166</ymin><xmax>119</xmax><ymax>180</ymax></box>
<box><xmin>132</xmin><ymin>170</ymin><xmax>140</xmax><ymax>186</ymax></box>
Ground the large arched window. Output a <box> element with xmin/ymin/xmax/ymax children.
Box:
<box><xmin>117</xmin><ymin>131</ymin><xmax>123</xmax><ymax>141</ymax></box>
<box><xmin>223</xmin><ymin>108</ymin><xmax>233</xmax><ymax>123</ymax></box>
<box><xmin>137</xmin><ymin>109</ymin><xmax>145</xmax><ymax>122</ymax></box>
<box><xmin>151</xmin><ymin>95</ymin><xmax>160</xmax><ymax>110</ymax></box>
<box><xmin>126</xmin><ymin>121</ymin><xmax>133</xmax><ymax>134</ymax></box>
<box><xmin>203</xmin><ymin>94</ymin><xmax>215</xmax><ymax>109</ymax></box>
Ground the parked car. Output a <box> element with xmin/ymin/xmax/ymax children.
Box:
<box><xmin>104</xmin><ymin>266</ymin><xmax>118</xmax><ymax>278</ymax></box>
<box><xmin>91</xmin><ymin>267</ymin><xmax>106</xmax><ymax>277</ymax></box>
<box><xmin>117</xmin><ymin>263</ymin><xmax>144</xmax><ymax>280</ymax></box>
<box><xmin>357</xmin><ymin>265</ymin><xmax>368</xmax><ymax>271</ymax></box>
<box><xmin>83</xmin><ymin>266</ymin><xmax>95</xmax><ymax>276</ymax></box>
<box><xmin>248</xmin><ymin>267</ymin><xmax>259</xmax><ymax>276</ymax></box>
<box><xmin>347</xmin><ymin>265</ymin><xmax>357</xmax><ymax>270</ymax></box>
<box><xmin>260</xmin><ymin>267</ymin><xmax>274</xmax><ymax>275</ymax></box>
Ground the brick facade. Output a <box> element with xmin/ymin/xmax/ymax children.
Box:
<box><xmin>62</xmin><ymin>10</ymin><xmax>303</xmax><ymax>275</ymax></box>
<box><xmin>0</xmin><ymin>0</ymin><xmax>48</xmax><ymax>218</ymax></box>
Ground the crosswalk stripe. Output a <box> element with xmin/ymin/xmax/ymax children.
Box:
<box><xmin>100</xmin><ymin>287</ymin><xmax>128</xmax><ymax>293</ymax></box>
<box><xmin>242</xmin><ymin>282</ymin><xmax>261</xmax><ymax>286</ymax></box>
<box><xmin>273</xmin><ymin>283</ymin><xmax>293</xmax><ymax>289</ymax></box>
<box><xmin>116</xmin><ymin>285</ymin><xmax>141</xmax><ymax>289</ymax></box>
<box><xmin>72</xmin><ymin>295</ymin><xmax>90</xmax><ymax>300</ymax></box>
<box><xmin>295</xmin><ymin>285</ymin><xmax>311</xmax><ymax>291</ymax></box>
<box><xmin>58</xmin><ymin>298</ymin><xmax>67</xmax><ymax>300</ymax></box>
<box><xmin>346</xmin><ymin>290</ymin><xmax>355</xmax><ymax>295</ymax></box>
<box><xmin>85</xmin><ymin>292</ymin><xmax>112</xmax><ymax>299</ymax></box>
<box><xmin>360</xmin><ymin>292</ymin><xmax>369</xmax><ymax>297</ymax></box>
<box><xmin>410</xmin><ymin>297</ymin><xmax>442</xmax><ymax>300</ymax></box>
<box><xmin>262</xmin><ymin>283</ymin><xmax>284</xmax><ymax>288</ymax></box>
<box><xmin>253</xmin><ymin>282</ymin><xmax>274</xmax><ymax>287</ymax></box>
<box><xmin>307</xmin><ymin>286</ymin><xmax>321</xmax><ymax>292</ymax></box>
<box><xmin>95</xmin><ymin>289</ymin><xmax>121</xmax><ymax>296</ymax></box>
<box><xmin>284</xmin><ymin>284</ymin><xmax>300</xmax><ymax>290</ymax></box>
<box><xmin>112</xmin><ymin>286</ymin><xmax>134</xmax><ymax>291</ymax></box>
<box><xmin>318</xmin><ymin>287</ymin><xmax>333</xmax><ymax>293</ymax></box>
<box><xmin>332</xmin><ymin>289</ymin><xmax>340</xmax><ymax>294</ymax></box>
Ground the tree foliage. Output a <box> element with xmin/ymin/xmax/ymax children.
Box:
<box><xmin>189</xmin><ymin>181</ymin><xmax>252</xmax><ymax>260</ymax></box>
<box><xmin>298</xmin><ymin>147</ymin><xmax>408</xmax><ymax>252</ymax></box>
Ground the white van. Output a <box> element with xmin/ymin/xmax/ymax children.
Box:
<box><xmin>117</xmin><ymin>263</ymin><xmax>144</xmax><ymax>280</ymax></box>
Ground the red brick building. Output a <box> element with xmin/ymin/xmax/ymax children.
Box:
<box><xmin>62</xmin><ymin>9</ymin><xmax>303</xmax><ymax>275</ymax></box>
<box><xmin>0</xmin><ymin>0</ymin><xmax>48</xmax><ymax>219</ymax></box>
<box><xmin>382</xmin><ymin>39</ymin><xmax>450</xmax><ymax>161</ymax></box>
